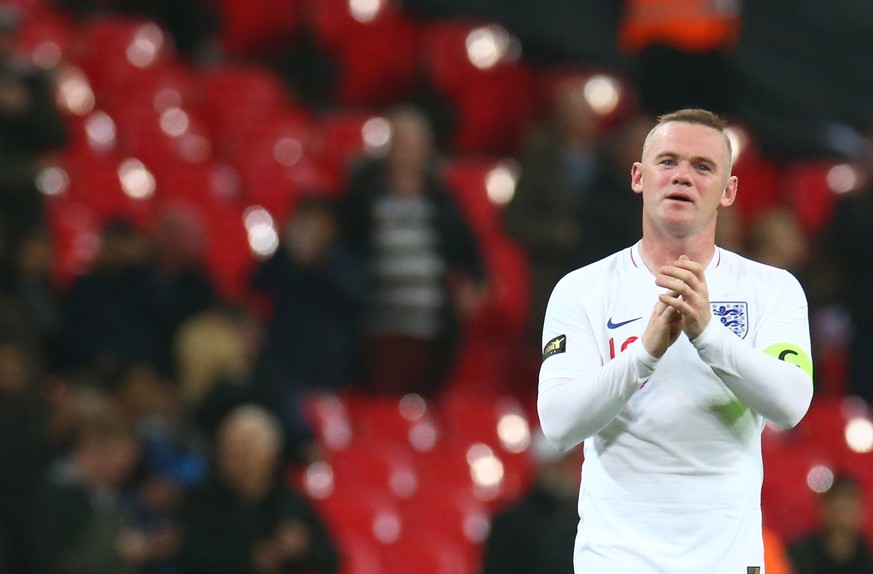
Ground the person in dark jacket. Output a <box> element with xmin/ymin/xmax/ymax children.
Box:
<box><xmin>481</xmin><ymin>431</ymin><xmax>581</xmax><ymax>574</ymax></box>
<box><xmin>179</xmin><ymin>404</ymin><xmax>339</xmax><ymax>574</ymax></box>
<box><xmin>788</xmin><ymin>474</ymin><xmax>873</xmax><ymax>574</ymax></box>
<box><xmin>251</xmin><ymin>195</ymin><xmax>363</xmax><ymax>392</ymax></box>
<box><xmin>338</xmin><ymin>105</ymin><xmax>487</xmax><ymax>397</ymax></box>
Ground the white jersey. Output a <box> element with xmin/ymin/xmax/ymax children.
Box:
<box><xmin>538</xmin><ymin>242</ymin><xmax>813</xmax><ymax>574</ymax></box>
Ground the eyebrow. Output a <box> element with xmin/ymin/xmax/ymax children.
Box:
<box><xmin>653</xmin><ymin>152</ymin><xmax>718</xmax><ymax>168</ymax></box>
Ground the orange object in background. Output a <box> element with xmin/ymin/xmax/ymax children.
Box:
<box><xmin>619</xmin><ymin>0</ymin><xmax>740</xmax><ymax>53</ymax></box>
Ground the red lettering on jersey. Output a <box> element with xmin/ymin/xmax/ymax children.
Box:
<box><xmin>609</xmin><ymin>336</ymin><xmax>639</xmax><ymax>359</ymax></box>
<box><xmin>621</xmin><ymin>336</ymin><xmax>638</xmax><ymax>352</ymax></box>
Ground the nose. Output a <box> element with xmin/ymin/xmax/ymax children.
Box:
<box><xmin>671</xmin><ymin>162</ymin><xmax>693</xmax><ymax>186</ymax></box>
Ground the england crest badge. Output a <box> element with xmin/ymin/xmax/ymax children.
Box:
<box><xmin>710</xmin><ymin>302</ymin><xmax>748</xmax><ymax>339</ymax></box>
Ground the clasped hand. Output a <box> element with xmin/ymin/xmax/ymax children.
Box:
<box><xmin>641</xmin><ymin>255</ymin><xmax>711</xmax><ymax>358</ymax></box>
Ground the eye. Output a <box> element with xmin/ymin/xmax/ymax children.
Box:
<box><xmin>695</xmin><ymin>163</ymin><xmax>712</xmax><ymax>172</ymax></box>
<box><xmin>659</xmin><ymin>158</ymin><xmax>676</xmax><ymax>166</ymax></box>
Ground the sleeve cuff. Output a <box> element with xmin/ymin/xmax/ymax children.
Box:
<box><xmin>690</xmin><ymin>317</ymin><xmax>722</xmax><ymax>350</ymax></box>
<box><xmin>630</xmin><ymin>339</ymin><xmax>660</xmax><ymax>378</ymax></box>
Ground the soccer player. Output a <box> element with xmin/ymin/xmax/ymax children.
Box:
<box><xmin>538</xmin><ymin>108</ymin><xmax>814</xmax><ymax>573</ymax></box>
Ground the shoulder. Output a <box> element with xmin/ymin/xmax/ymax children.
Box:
<box><xmin>717</xmin><ymin>248</ymin><xmax>803</xmax><ymax>287</ymax></box>
<box><xmin>548</xmin><ymin>247</ymin><xmax>632</xmax><ymax>305</ymax></box>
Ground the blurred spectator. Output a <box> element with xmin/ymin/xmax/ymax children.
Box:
<box><xmin>59</xmin><ymin>219</ymin><xmax>163</xmax><ymax>377</ymax></box>
<box><xmin>504</xmin><ymin>90</ymin><xmax>646</xmax><ymax>344</ymax></box>
<box><xmin>179</xmin><ymin>404</ymin><xmax>340</xmax><ymax>574</ymax></box>
<box><xmin>619</xmin><ymin>0</ymin><xmax>739</xmax><ymax>115</ymax></box>
<box><xmin>147</xmin><ymin>205</ymin><xmax>218</xmax><ymax>374</ymax></box>
<box><xmin>251</xmin><ymin>195</ymin><xmax>364</xmax><ymax>392</ymax></box>
<box><xmin>814</xmin><ymin>138</ymin><xmax>873</xmax><ymax>400</ymax></box>
<box><xmin>788</xmin><ymin>474</ymin><xmax>873</xmax><ymax>574</ymax></box>
<box><xmin>0</xmin><ymin>337</ymin><xmax>52</xmax><ymax>573</ymax></box>
<box><xmin>747</xmin><ymin>208</ymin><xmax>810</xmax><ymax>275</ymax></box>
<box><xmin>110</xmin><ymin>361</ymin><xmax>205</xmax><ymax>486</ymax></box>
<box><xmin>481</xmin><ymin>431</ymin><xmax>580</xmax><ymax>574</ymax></box>
<box><xmin>338</xmin><ymin>105</ymin><xmax>487</xmax><ymax>396</ymax></box>
<box><xmin>60</xmin><ymin>213</ymin><xmax>217</xmax><ymax>379</ymax></box>
<box><xmin>502</xmin><ymin>78</ymin><xmax>602</xmax><ymax>343</ymax></box>
<box><xmin>0</xmin><ymin>225</ymin><xmax>65</xmax><ymax>370</ymax></box>
<box><xmin>175</xmin><ymin>306</ymin><xmax>316</xmax><ymax>465</ymax></box>
<box><xmin>23</xmin><ymin>405</ymin><xmax>148</xmax><ymax>574</ymax></box>
<box><xmin>0</xmin><ymin>6</ymin><xmax>68</xmax><ymax>248</ymax></box>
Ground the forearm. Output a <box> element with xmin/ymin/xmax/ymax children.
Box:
<box><xmin>538</xmin><ymin>341</ymin><xmax>659</xmax><ymax>450</ymax></box>
<box><xmin>691</xmin><ymin>320</ymin><xmax>813</xmax><ymax>429</ymax></box>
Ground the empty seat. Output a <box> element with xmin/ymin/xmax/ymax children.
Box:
<box><xmin>419</xmin><ymin>20</ymin><xmax>535</xmax><ymax>154</ymax></box>
<box><xmin>345</xmin><ymin>392</ymin><xmax>442</xmax><ymax>452</ymax></box>
<box><xmin>71</xmin><ymin>17</ymin><xmax>175</xmax><ymax>98</ymax></box>
<box><xmin>13</xmin><ymin>8</ymin><xmax>73</xmax><ymax>69</ymax></box>
<box><xmin>308</xmin><ymin>0</ymin><xmax>418</xmax><ymax>106</ymax></box>
<box><xmin>215</xmin><ymin>0</ymin><xmax>304</xmax><ymax>57</ymax></box>
<box><xmin>782</xmin><ymin>160</ymin><xmax>865</xmax><ymax>235</ymax></box>
<box><xmin>310</xmin><ymin>110</ymin><xmax>384</xmax><ymax>191</ymax></box>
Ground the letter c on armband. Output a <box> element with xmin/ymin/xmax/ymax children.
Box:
<box><xmin>763</xmin><ymin>343</ymin><xmax>813</xmax><ymax>379</ymax></box>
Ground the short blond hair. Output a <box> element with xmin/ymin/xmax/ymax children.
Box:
<box><xmin>643</xmin><ymin>108</ymin><xmax>733</xmax><ymax>166</ymax></box>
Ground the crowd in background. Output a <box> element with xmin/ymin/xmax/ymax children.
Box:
<box><xmin>2</xmin><ymin>0</ymin><xmax>873</xmax><ymax>573</ymax></box>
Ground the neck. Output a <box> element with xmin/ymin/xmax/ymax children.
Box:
<box><xmin>639</xmin><ymin>231</ymin><xmax>716</xmax><ymax>276</ymax></box>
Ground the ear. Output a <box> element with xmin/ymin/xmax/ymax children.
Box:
<box><xmin>631</xmin><ymin>162</ymin><xmax>644</xmax><ymax>195</ymax></box>
<box><xmin>720</xmin><ymin>175</ymin><xmax>738</xmax><ymax>208</ymax></box>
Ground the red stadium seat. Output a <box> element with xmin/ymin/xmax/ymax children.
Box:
<box><xmin>310</xmin><ymin>110</ymin><xmax>385</xmax><ymax>191</ymax></box>
<box><xmin>44</xmin><ymin>197</ymin><xmax>100</xmax><ymax>287</ymax></box>
<box><xmin>762</xmin><ymin>446</ymin><xmax>828</xmax><ymax>543</ymax></box>
<box><xmin>723</xmin><ymin>123</ymin><xmax>783</xmax><ymax>225</ymax></box>
<box><xmin>327</xmin><ymin>439</ymin><xmax>420</xmax><ymax>500</ymax></box>
<box><xmin>307</xmin><ymin>0</ymin><xmax>419</xmax><ymax>106</ymax></box>
<box><xmin>13</xmin><ymin>8</ymin><xmax>73</xmax><ymax>69</ymax></box>
<box><xmin>110</xmin><ymin>100</ymin><xmax>214</xmax><ymax>167</ymax></box>
<box><xmin>781</xmin><ymin>160</ymin><xmax>865</xmax><ymax>236</ymax></box>
<box><xmin>71</xmin><ymin>17</ymin><xmax>175</xmax><ymax>98</ymax></box>
<box><xmin>227</xmin><ymin>109</ymin><xmax>332</xmax><ymax>220</ymax></box>
<box><xmin>336</xmin><ymin>535</ymin><xmax>384</xmax><ymax>574</ymax></box>
<box><xmin>193</xmin><ymin>64</ymin><xmax>293</xmax><ymax>153</ymax></box>
<box><xmin>317</xmin><ymin>489</ymin><xmax>406</xmax><ymax>547</ymax></box>
<box><xmin>536</xmin><ymin>66</ymin><xmax>638</xmax><ymax>129</ymax></box>
<box><xmin>303</xmin><ymin>393</ymin><xmax>354</xmax><ymax>451</ymax></box>
<box><xmin>214</xmin><ymin>0</ymin><xmax>304</xmax><ymax>57</ymax></box>
<box><xmin>344</xmin><ymin>392</ymin><xmax>442</xmax><ymax>453</ymax></box>
<box><xmin>419</xmin><ymin>20</ymin><xmax>536</xmax><ymax>153</ymax></box>
<box><xmin>57</xmin><ymin>151</ymin><xmax>157</xmax><ymax>228</ymax></box>
<box><xmin>379</xmin><ymin>532</ymin><xmax>475</xmax><ymax>574</ymax></box>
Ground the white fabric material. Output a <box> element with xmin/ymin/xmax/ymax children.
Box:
<box><xmin>538</xmin><ymin>242</ymin><xmax>813</xmax><ymax>573</ymax></box>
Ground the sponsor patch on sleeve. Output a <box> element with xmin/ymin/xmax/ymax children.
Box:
<box><xmin>763</xmin><ymin>343</ymin><xmax>813</xmax><ymax>379</ymax></box>
<box><xmin>543</xmin><ymin>334</ymin><xmax>566</xmax><ymax>360</ymax></box>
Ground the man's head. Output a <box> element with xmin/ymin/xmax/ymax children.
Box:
<box><xmin>821</xmin><ymin>474</ymin><xmax>866</xmax><ymax>535</ymax></box>
<box><xmin>385</xmin><ymin>105</ymin><xmax>435</xmax><ymax>177</ymax></box>
<box><xmin>74</xmin><ymin>408</ymin><xmax>140</xmax><ymax>488</ymax></box>
<box><xmin>632</xmin><ymin>108</ymin><xmax>738</xmax><ymax>238</ymax></box>
<box><xmin>217</xmin><ymin>404</ymin><xmax>284</xmax><ymax>491</ymax></box>
<box><xmin>642</xmin><ymin>109</ymin><xmax>733</xmax><ymax>169</ymax></box>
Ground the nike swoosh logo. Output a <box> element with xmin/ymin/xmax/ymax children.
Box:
<box><xmin>607</xmin><ymin>316</ymin><xmax>642</xmax><ymax>329</ymax></box>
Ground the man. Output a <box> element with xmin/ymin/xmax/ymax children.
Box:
<box><xmin>538</xmin><ymin>109</ymin><xmax>814</xmax><ymax>573</ymax></box>
<box><xmin>788</xmin><ymin>474</ymin><xmax>873</xmax><ymax>574</ymax></box>
<box><xmin>180</xmin><ymin>404</ymin><xmax>340</xmax><ymax>574</ymax></box>
<box><xmin>481</xmin><ymin>431</ymin><xmax>580</xmax><ymax>574</ymax></box>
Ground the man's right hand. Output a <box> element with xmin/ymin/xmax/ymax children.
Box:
<box><xmin>641</xmin><ymin>290</ymin><xmax>682</xmax><ymax>358</ymax></box>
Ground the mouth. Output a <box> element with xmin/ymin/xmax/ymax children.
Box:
<box><xmin>665</xmin><ymin>193</ymin><xmax>693</xmax><ymax>204</ymax></box>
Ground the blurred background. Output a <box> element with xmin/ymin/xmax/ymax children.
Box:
<box><xmin>1</xmin><ymin>0</ymin><xmax>873</xmax><ymax>573</ymax></box>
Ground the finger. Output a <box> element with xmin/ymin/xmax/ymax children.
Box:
<box><xmin>673</xmin><ymin>255</ymin><xmax>706</xmax><ymax>281</ymax></box>
<box><xmin>659</xmin><ymin>292</ymin><xmax>689</xmax><ymax>315</ymax></box>
<box><xmin>659</xmin><ymin>265</ymin><xmax>700</xmax><ymax>289</ymax></box>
